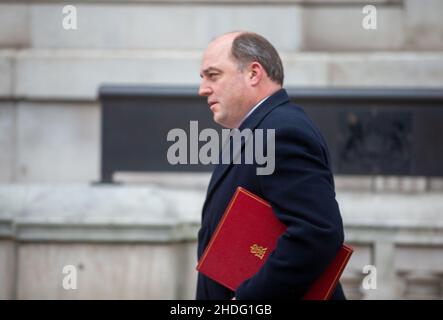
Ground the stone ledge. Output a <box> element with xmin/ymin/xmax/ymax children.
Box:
<box><xmin>14</xmin><ymin>221</ymin><xmax>200</xmax><ymax>243</ymax></box>
<box><xmin>335</xmin><ymin>176</ymin><xmax>443</xmax><ymax>193</ymax></box>
<box><xmin>345</xmin><ymin>225</ymin><xmax>443</xmax><ymax>245</ymax></box>
<box><xmin>114</xmin><ymin>172</ymin><xmax>211</xmax><ymax>190</ymax></box>
<box><xmin>0</xmin><ymin>184</ymin><xmax>442</xmax><ymax>243</ymax></box>
<box><xmin>0</xmin><ymin>183</ymin><xmax>204</xmax><ymax>242</ymax></box>
<box><xmin>337</xmin><ymin>192</ymin><xmax>443</xmax><ymax>228</ymax></box>
<box><xmin>328</xmin><ymin>52</ymin><xmax>443</xmax><ymax>87</ymax></box>
<box><xmin>1</xmin><ymin>49</ymin><xmax>441</xmax><ymax>100</ymax></box>
<box><xmin>0</xmin><ymin>183</ymin><xmax>205</xmax><ymax>220</ymax></box>
<box><xmin>29</xmin><ymin>4</ymin><xmax>301</xmax><ymax>50</ymax></box>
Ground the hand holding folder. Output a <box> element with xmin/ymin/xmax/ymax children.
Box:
<box><xmin>197</xmin><ymin>186</ymin><xmax>353</xmax><ymax>300</ymax></box>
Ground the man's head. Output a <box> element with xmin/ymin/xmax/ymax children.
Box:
<box><xmin>199</xmin><ymin>31</ymin><xmax>284</xmax><ymax>128</ymax></box>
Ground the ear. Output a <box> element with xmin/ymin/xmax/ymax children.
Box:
<box><xmin>248</xmin><ymin>62</ymin><xmax>264</xmax><ymax>86</ymax></box>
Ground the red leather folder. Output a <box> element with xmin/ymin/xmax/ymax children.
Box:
<box><xmin>197</xmin><ymin>186</ymin><xmax>353</xmax><ymax>300</ymax></box>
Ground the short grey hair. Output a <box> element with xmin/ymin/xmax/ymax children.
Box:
<box><xmin>230</xmin><ymin>32</ymin><xmax>284</xmax><ymax>86</ymax></box>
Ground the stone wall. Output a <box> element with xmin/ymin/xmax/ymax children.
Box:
<box><xmin>1</xmin><ymin>182</ymin><xmax>443</xmax><ymax>299</ymax></box>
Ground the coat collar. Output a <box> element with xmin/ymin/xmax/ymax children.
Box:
<box><xmin>238</xmin><ymin>88</ymin><xmax>289</xmax><ymax>131</ymax></box>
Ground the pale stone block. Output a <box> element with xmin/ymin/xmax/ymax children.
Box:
<box><xmin>16</xmin><ymin>50</ymin><xmax>330</xmax><ymax>100</ymax></box>
<box><xmin>282</xmin><ymin>53</ymin><xmax>329</xmax><ymax>86</ymax></box>
<box><xmin>16</xmin><ymin>102</ymin><xmax>100</xmax><ymax>182</ymax></box>
<box><xmin>205</xmin><ymin>6</ymin><xmax>302</xmax><ymax>52</ymax></box>
<box><xmin>373</xmin><ymin>176</ymin><xmax>399</xmax><ymax>192</ymax></box>
<box><xmin>302</xmin><ymin>5</ymin><xmax>404</xmax><ymax>51</ymax></box>
<box><xmin>329</xmin><ymin>53</ymin><xmax>443</xmax><ymax>87</ymax></box>
<box><xmin>398</xmin><ymin>270</ymin><xmax>443</xmax><ymax>299</ymax></box>
<box><xmin>340</xmin><ymin>270</ymin><xmax>365</xmax><ymax>300</ymax></box>
<box><xmin>31</xmin><ymin>4</ymin><xmax>301</xmax><ymax>51</ymax></box>
<box><xmin>338</xmin><ymin>192</ymin><xmax>443</xmax><ymax>233</ymax></box>
<box><xmin>404</xmin><ymin>0</ymin><xmax>443</xmax><ymax>50</ymax></box>
<box><xmin>0</xmin><ymin>184</ymin><xmax>204</xmax><ymax>228</ymax></box>
<box><xmin>0</xmin><ymin>103</ymin><xmax>15</xmax><ymax>182</ymax></box>
<box><xmin>334</xmin><ymin>175</ymin><xmax>373</xmax><ymax>192</ymax></box>
<box><xmin>16</xmin><ymin>243</ymin><xmax>183</xmax><ymax>299</ymax></box>
<box><xmin>178</xmin><ymin>242</ymin><xmax>198</xmax><ymax>299</ymax></box>
<box><xmin>0</xmin><ymin>51</ymin><xmax>13</xmax><ymax>96</ymax></box>
<box><xmin>395</xmin><ymin>246</ymin><xmax>443</xmax><ymax>273</ymax></box>
<box><xmin>364</xmin><ymin>241</ymin><xmax>398</xmax><ymax>299</ymax></box>
<box><xmin>115</xmin><ymin>172</ymin><xmax>211</xmax><ymax>191</ymax></box>
<box><xmin>15</xmin><ymin>49</ymin><xmax>202</xmax><ymax>100</ymax></box>
<box><xmin>15</xmin><ymin>50</ymin><xmax>443</xmax><ymax>100</ymax></box>
<box><xmin>428</xmin><ymin>178</ymin><xmax>443</xmax><ymax>191</ymax></box>
<box><xmin>0</xmin><ymin>240</ymin><xmax>15</xmax><ymax>299</ymax></box>
<box><xmin>373</xmin><ymin>176</ymin><xmax>427</xmax><ymax>193</ymax></box>
<box><xmin>0</xmin><ymin>5</ymin><xmax>30</xmax><ymax>48</ymax></box>
<box><xmin>399</xmin><ymin>177</ymin><xmax>427</xmax><ymax>193</ymax></box>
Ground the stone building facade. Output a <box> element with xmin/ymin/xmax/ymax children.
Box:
<box><xmin>1</xmin><ymin>0</ymin><xmax>443</xmax><ymax>299</ymax></box>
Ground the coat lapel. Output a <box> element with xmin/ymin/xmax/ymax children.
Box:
<box><xmin>202</xmin><ymin>89</ymin><xmax>290</xmax><ymax>212</ymax></box>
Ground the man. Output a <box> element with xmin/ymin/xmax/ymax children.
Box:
<box><xmin>197</xmin><ymin>31</ymin><xmax>345</xmax><ymax>300</ymax></box>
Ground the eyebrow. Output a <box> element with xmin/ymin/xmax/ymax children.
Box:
<box><xmin>200</xmin><ymin>67</ymin><xmax>223</xmax><ymax>78</ymax></box>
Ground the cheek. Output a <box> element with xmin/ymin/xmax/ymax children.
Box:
<box><xmin>231</xmin><ymin>81</ymin><xmax>247</xmax><ymax>102</ymax></box>
<box><xmin>218</xmin><ymin>76</ymin><xmax>246</xmax><ymax>107</ymax></box>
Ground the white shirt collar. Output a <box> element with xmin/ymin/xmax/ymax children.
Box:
<box><xmin>238</xmin><ymin>95</ymin><xmax>270</xmax><ymax>128</ymax></box>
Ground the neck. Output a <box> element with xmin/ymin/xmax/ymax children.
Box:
<box><xmin>249</xmin><ymin>85</ymin><xmax>281</xmax><ymax>109</ymax></box>
<box><xmin>233</xmin><ymin>86</ymin><xmax>281</xmax><ymax>128</ymax></box>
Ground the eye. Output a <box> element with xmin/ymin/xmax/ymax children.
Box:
<box><xmin>208</xmin><ymin>73</ymin><xmax>219</xmax><ymax>80</ymax></box>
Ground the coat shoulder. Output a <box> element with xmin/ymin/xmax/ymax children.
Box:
<box><xmin>259</xmin><ymin>101</ymin><xmax>323</xmax><ymax>143</ymax></box>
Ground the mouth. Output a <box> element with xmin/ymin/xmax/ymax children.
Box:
<box><xmin>208</xmin><ymin>101</ymin><xmax>218</xmax><ymax>108</ymax></box>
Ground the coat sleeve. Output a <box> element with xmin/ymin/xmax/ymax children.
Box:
<box><xmin>235</xmin><ymin>123</ymin><xmax>344</xmax><ymax>300</ymax></box>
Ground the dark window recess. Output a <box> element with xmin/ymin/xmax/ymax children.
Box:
<box><xmin>98</xmin><ymin>86</ymin><xmax>443</xmax><ymax>183</ymax></box>
<box><xmin>337</xmin><ymin>111</ymin><xmax>412</xmax><ymax>175</ymax></box>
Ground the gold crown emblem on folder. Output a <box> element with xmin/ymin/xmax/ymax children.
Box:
<box><xmin>250</xmin><ymin>244</ymin><xmax>268</xmax><ymax>260</ymax></box>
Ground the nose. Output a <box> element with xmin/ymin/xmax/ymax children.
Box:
<box><xmin>199</xmin><ymin>82</ymin><xmax>212</xmax><ymax>97</ymax></box>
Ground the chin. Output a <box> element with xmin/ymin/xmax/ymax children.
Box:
<box><xmin>214</xmin><ymin>119</ymin><xmax>230</xmax><ymax>128</ymax></box>
<box><xmin>213</xmin><ymin>118</ymin><xmax>226</xmax><ymax>127</ymax></box>
<box><xmin>213</xmin><ymin>113</ymin><xmax>234</xmax><ymax>128</ymax></box>
<box><xmin>213</xmin><ymin>113</ymin><xmax>224</xmax><ymax>125</ymax></box>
